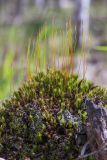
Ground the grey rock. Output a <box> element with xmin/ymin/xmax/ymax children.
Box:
<box><xmin>86</xmin><ymin>99</ymin><xmax>107</xmax><ymax>160</ymax></box>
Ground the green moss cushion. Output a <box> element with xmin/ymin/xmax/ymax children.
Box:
<box><xmin>0</xmin><ymin>70</ymin><xmax>107</xmax><ymax>159</ymax></box>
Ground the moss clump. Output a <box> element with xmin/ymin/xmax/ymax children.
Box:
<box><xmin>0</xmin><ymin>69</ymin><xmax>107</xmax><ymax>159</ymax></box>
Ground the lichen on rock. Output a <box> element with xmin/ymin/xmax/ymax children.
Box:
<box><xmin>0</xmin><ymin>69</ymin><xmax>107</xmax><ymax>160</ymax></box>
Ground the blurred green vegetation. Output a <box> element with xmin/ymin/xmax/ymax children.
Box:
<box><xmin>0</xmin><ymin>19</ymin><xmax>74</xmax><ymax>100</ymax></box>
<box><xmin>95</xmin><ymin>46</ymin><xmax>107</xmax><ymax>52</ymax></box>
<box><xmin>0</xmin><ymin>47</ymin><xmax>25</xmax><ymax>100</ymax></box>
<box><xmin>0</xmin><ymin>5</ymin><xmax>75</xmax><ymax>99</ymax></box>
<box><xmin>0</xmin><ymin>2</ymin><xmax>106</xmax><ymax>100</ymax></box>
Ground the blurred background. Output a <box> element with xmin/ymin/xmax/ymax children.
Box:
<box><xmin>0</xmin><ymin>0</ymin><xmax>107</xmax><ymax>99</ymax></box>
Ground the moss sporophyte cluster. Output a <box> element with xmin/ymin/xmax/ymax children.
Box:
<box><xmin>0</xmin><ymin>70</ymin><xmax>107</xmax><ymax>159</ymax></box>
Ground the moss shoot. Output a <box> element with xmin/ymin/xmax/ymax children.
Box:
<box><xmin>0</xmin><ymin>70</ymin><xmax>107</xmax><ymax>160</ymax></box>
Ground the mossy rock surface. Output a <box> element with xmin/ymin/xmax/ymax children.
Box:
<box><xmin>0</xmin><ymin>70</ymin><xmax>107</xmax><ymax>160</ymax></box>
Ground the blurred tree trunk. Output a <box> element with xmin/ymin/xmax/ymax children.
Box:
<box><xmin>0</xmin><ymin>0</ymin><xmax>2</xmax><ymax>5</ymax></box>
<box><xmin>53</xmin><ymin>0</ymin><xmax>60</xmax><ymax>8</ymax></box>
<box><xmin>0</xmin><ymin>0</ymin><xmax>7</xmax><ymax>7</ymax></box>
<box><xmin>75</xmin><ymin>0</ymin><xmax>91</xmax><ymax>49</ymax></box>
<box><xmin>35</xmin><ymin>0</ymin><xmax>48</xmax><ymax>8</ymax></box>
<box><xmin>45</xmin><ymin>0</ymin><xmax>49</xmax><ymax>7</ymax></box>
<box><xmin>22</xmin><ymin>0</ymin><xmax>29</xmax><ymax>12</ymax></box>
<box><xmin>14</xmin><ymin>0</ymin><xmax>22</xmax><ymax>16</ymax></box>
